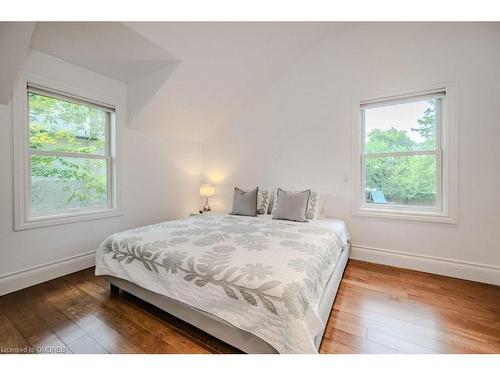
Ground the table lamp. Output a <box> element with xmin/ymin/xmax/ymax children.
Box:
<box><xmin>199</xmin><ymin>183</ymin><xmax>215</xmax><ymax>212</ymax></box>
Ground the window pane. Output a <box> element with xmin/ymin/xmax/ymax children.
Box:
<box><xmin>364</xmin><ymin>155</ymin><xmax>437</xmax><ymax>207</ymax></box>
<box><xmin>31</xmin><ymin>156</ymin><xmax>108</xmax><ymax>214</ymax></box>
<box><xmin>364</xmin><ymin>99</ymin><xmax>438</xmax><ymax>153</ymax></box>
<box><xmin>28</xmin><ymin>92</ymin><xmax>107</xmax><ymax>154</ymax></box>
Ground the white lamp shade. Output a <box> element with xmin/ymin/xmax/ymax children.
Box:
<box><xmin>199</xmin><ymin>184</ymin><xmax>215</xmax><ymax>197</ymax></box>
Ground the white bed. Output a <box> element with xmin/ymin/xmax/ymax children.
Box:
<box><xmin>95</xmin><ymin>214</ymin><xmax>350</xmax><ymax>353</ymax></box>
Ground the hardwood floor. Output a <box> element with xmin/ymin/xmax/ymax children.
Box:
<box><xmin>1</xmin><ymin>259</ymin><xmax>499</xmax><ymax>354</ymax></box>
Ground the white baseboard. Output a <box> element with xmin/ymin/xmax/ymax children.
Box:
<box><xmin>0</xmin><ymin>250</ymin><xmax>96</xmax><ymax>296</ymax></box>
<box><xmin>350</xmin><ymin>244</ymin><xmax>500</xmax><ymax>286</ymax></box>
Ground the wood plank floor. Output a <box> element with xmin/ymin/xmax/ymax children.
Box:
<box><xmin>1</xmin><ymin>259</ymin><xmax>499</xmax><ymax>354</ymax></box>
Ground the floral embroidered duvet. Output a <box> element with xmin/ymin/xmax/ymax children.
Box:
<box><xmin>95</xmin><ymin>214</ymin><xmax>348</xmax><ymax>353</ymax></box>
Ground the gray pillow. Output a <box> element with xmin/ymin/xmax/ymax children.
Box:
<box><xmin>272</xmin><ymin>188</ymin><xmax>311</xmax><ymax>222</ymax></box>
<box><xmin>230</xmin><ymin>187</ymin><xmax>259</xmax><ymax>217</ymax></box>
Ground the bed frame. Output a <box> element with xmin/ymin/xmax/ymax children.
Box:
<box><xmin>103</xmin><ymin>243</ymin><xmax>350</xmax><ymax>354</ymax></box>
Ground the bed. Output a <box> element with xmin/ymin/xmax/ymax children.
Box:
<box><xmin>95</xmin><ymin>213</ymin><xmax>350</xmax><ymax>354</ymax></box>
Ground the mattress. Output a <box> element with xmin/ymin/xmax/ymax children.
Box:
<box><xmin>95</xmin><ymin>214</ymin><xmax>349</xmax><ymax>353</ymax></box>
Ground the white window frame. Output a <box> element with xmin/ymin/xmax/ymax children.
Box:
<box><xmin>351</xmin><ymin>84</ymin><xmax>459</xmax><ymax>223</ymax></box>
<box><xmin>13</xmin><ymin>74</ymin><xmax>121</xmax><ymax>230</ymax></box>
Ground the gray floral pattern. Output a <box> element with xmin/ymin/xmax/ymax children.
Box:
<box><xmin>104</xmin><ymin>238</ymin><xmax>282</xmax><ymax>314</ymax></box>
<box><xmin>257</xmin><ymin>189</ymin><xmax>270</xmax><ymax>214</ymax></box>
<box><xmin>282</xmin><ymin>282</ymin><xmax>311</xmax><ymax>318</ymax></box>
<box><xmin>162</xmin><ymin>250</ymin><xmax>187</xmax><ymax>273</ymax></box>
<box><xmin>241</xmin><ymin>263</ymin><xmax>273</xmax><ymax>281</ymax></box>
<box><xmin>96</xmin><ymin>214</ymin><xmax>346</xmax><ymax>353</ymax></box>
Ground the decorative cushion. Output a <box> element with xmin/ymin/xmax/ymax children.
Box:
<box><xmin>272</xmin><ymin>188</ymin><xmax>311</xmax><ymax>222</ymax></box>
<box><xmin>271</xmin><ymin>189</ymin><xmax>319</xmax><ymax>220</ymax></box>
<box><xmin>257</xmin><ymin>189</ymin><xmax>270</xmax><ymax>215</ymax></box>
<box><xmin>230</xmin><ymin>187</ymin><xmax>259</xmax><ymax>217</ymax></box>
<box><xmin>267</xmin><ymin>191</ymin><xmax>275</xmax><ymax>214</ymax></box>
<box><xmin>306</xmin><ymin>190</ymin><xmax>320</xmax><ymax>219</ymax></box>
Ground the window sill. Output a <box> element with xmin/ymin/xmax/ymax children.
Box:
<box><xmin>15</xmin><ymin>208</ymin><xmax>122</xmax><ymax>231</ymax></box>
<box><xmin>352</xmin><ymin>206</ymin><xmax>458</xmax><ymax>224</ymax></box>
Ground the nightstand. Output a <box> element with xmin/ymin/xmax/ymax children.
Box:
<box><xmin>190</xmin><ymin>212</ymin><xmax>211</xmax><ymax>216</ymax></box>
<box><xmin>190</xmin><ymin>211</ymin><xmax>214</xmax><ymax>217</ymax></box>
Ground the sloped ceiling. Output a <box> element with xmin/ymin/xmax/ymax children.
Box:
<box><xmin>3</xmin><ymin>22</ymin><xmax>342</xmax><ymax>141</ymax></box>
<box><xmin>30</xmin><ymin>22</ymin><xmax>181</xmax><ymax>123</ymax></box>
<box><xmin>126</xmin><ymin>22</ymin><xmax>338</xmax><ymax>142</ymax></box>
<box><xmin>0</xmin><ymin>22</ymin><xmax>35</xmax><ymax>104</ymax></box>
<box><xmin>30</xmin><ymin>22</ymin><xmax>179</xmax><ymax>83</ymax></box>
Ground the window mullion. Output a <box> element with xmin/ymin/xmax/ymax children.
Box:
<box><xmin>363</xmin><ymin>150</ymin><xmax>437</xmax><ymax>158</ymax></box>
<box><xmin>29</xmin><ymin>149</ymin><xmax>109</xmax><ymax>160</ymax></box>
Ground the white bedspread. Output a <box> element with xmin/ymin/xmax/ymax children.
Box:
<box><xmin>95</xmin><ymin>214</ymin><xmax>348</xmax><ymax>353</ymax></box>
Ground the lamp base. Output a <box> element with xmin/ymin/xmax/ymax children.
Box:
<box><xmin>203</xmin><ymin>198</ymin><xmax>211</xmax><ymax>212</ymax></box>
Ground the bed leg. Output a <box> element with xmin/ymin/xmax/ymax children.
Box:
<box><xmin>110</xmin><ymin>284</ymin><xmax>120</xmax><ymax>295</ymax></box>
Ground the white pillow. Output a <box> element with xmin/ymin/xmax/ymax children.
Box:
<box><xmin>271</xmin><ymin>189</ymin><xmax>319</xmax><ymax>220</ymax></box>
<box><xmin>257</xmin><ymin>189</ymin><xmax>271</xmax><ymax>215</ymax></box>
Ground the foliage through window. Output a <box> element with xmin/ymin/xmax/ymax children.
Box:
<box><xmin>361</xmin><ymin>91</ymin><xmax>444</xmax><ymax>210</ymax></box>
<box><xmin>28</xmin><ymin>87</ymin><xmax>114</xmax><ymax>216</ymax></box>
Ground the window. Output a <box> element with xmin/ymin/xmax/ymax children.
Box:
<box><xmin>14</xmin><ymin>82</ymin><xmax>120</xmax><ymax>230</ymax></box>
<box><xmin>353</xmin><ymin>87</ymin><xmax>458</xmax><ymax>223</ymax></box>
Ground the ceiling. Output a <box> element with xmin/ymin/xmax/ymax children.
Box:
<box><xmin>126</xmin><ymin>22</ymin><xmax>339</xmax><ymax>141</ymax></box>
<box><xmin>2</xmin><ymin>22</ymin><xmax>346</xmax><ymax>141</ymax></box>
<box><xmin>30</xmin><ymin>22</ymin><xmax>179</xmax><ymax>83</ymax></box>
<box><xmin>0</xmin><ymin>22</ymin><xmax>35</xmax><ymax>104</ymax></box>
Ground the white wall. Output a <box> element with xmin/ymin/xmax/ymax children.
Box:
<box><xmin>0</xmin><ymin>51</ymin><xmax>202</xmax><ymax>294</ymax></box>
<box><xmin>202</xmin><ymin>23</ymin><xmax>500</xmax><ymax>285</ymax></box>
<box><xmin>2</xmin><ymin>23</ymin><xmax>499</xmax><ymax>293</ymax></box>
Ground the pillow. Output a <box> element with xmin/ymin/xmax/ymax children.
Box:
<box><xmin>271</xmin><ymin>189</ymin><xmax>319</xmax><ymax>220</ymax></box>
<box><xmin>272</xmin><ymin>188</ymin><xmax>311</xmax><ymax>222</ymax></box>
<box><xmin>305</xmin><ymin>190</ymin><xmax>320</xmax><ymax>220</ymax></box>
<box><xmin>267</xmin><ymin>191</ymin><xmax>275</xmax><ymax>214</ymax></box>
<box><xmin>230</xmin><ymin>187</ymin><xmax>259</xmax><ymax>217</ymax></box>
<box><xmin>257</xmin><ymin>189</ymin><xmax>270</xmax><ymax>215</ymax></box>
